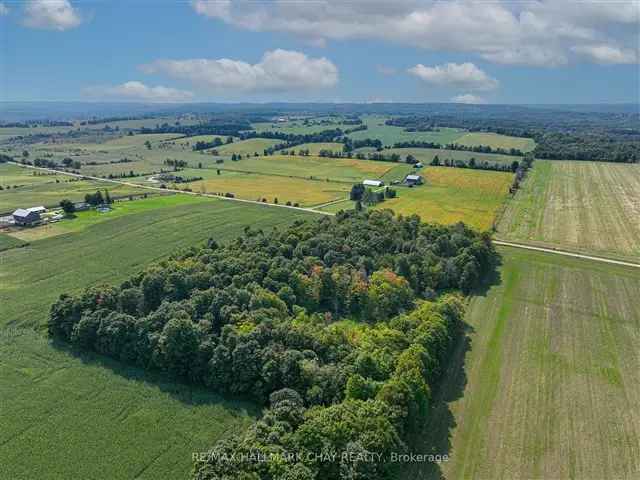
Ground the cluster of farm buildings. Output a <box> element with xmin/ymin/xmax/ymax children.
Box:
<box><xmin>362</xmin><ymin>173</ymin><xmax>424</xmax><ymax>188</ymax></box>
<box><xmin>8</xmin><ymin>202</ymin><xmax>91</xmax><ymax>227</ymax></box>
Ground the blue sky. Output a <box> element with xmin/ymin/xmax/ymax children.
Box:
<box><xmin>1</xmin><ymin>0</ymin><xmax>638</xmax><ymax>104</ymax></box>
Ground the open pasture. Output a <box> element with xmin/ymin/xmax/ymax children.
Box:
<box><xmin>348</xmin><ymin>115</ymin><xmax>466</xmax><ymax>146</ymax></box>
<box><xmin>376</xmin><ymin>166</ymin><xmax>513</xmax><ymax>230</ymax></box>
<box><xmin>455</xmin><ymin>132</ymin><xmax>536</xmax><ymax>152</ymax></box>
<box><xmin>187</xmin><ymin>171</ymin><xmax>350</xmax><ymax>207</ymax></box>
<box><xmin>498</xmin><ymin>160</ymin><xmax>640</xmax><ymax>261</ymax></box>
<box><xmin>404</xmin><ymin>247</ymin><xmax>640</xmax><ymax>480</ymax></box>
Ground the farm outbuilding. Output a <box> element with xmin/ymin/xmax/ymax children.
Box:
<box><xmin>404</xmin><ymin>174</ymin><xmax>424</xmax><ymax>186</ymax></box>
<box><xmin>363</xmin><ymin>179</ymin><xmax>384</xmax><ymax>187</ymax></box>
<box><xmin>12</xmin><ymin>207</ymin><xmax>43</xmax><ymax>226</ymax></box>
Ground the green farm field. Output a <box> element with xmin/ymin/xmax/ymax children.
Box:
<box><xmin>498</xmin><ymin>160</ymin><xmax>640</xmax><ymax>261</ymax></box>
<box><xmin>403</xmin><ymin>246</ymin><xmax>640</xmax><ymax>480</ymax></box>
<box><xmin>0</xmin><ymin>163</ymin><xmax>148</xmax><ymax>213</ymax></box>
<box><xmin>375</xmin><ymin>167</ymin><xmax>513</xmax><ymax>231</ymax></box>
<box><xmin>0</xmin><ymin>232</ymin><xmax>26</xmax><ymax>251</ymax></box>
<box><xmin>1</xmin><ymin>198</ymin><xmax>316</xmax><ymax>479</ymax></box>
<box><xmin>0</xmin><ymin>330</ymin><xmax>257</xmax><ymax>480</ymax></box>
<box><xmin>348</xmin><ymin>115</ymin><xmax>466</xmax><ymax>145</ymax></box>
<box><xmin>455</xmin><ymin>132</ymin><xmax>536</xmax><ymax>152</ymax></box>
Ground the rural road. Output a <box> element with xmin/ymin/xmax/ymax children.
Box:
<box><xmin>9</xmin><ymin>161</ymin><xmax>335</xmax><ymax>217</ymax></box>
<box><xmin>494</xmin><ymin>240</ymin><xmax>640</xmax><ymax>269</ymax></box>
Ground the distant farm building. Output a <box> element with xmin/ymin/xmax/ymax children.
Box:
<box><xmin>363</xmin><ymin>179</ymin><xmax>384</xmax><ymax>187</ymax></box>
<box><xmin>12</xmin><ymin>206</ymin><xmax>45</xmax><ymax>226</ymax></box>
<box><xmin>404</xmin><ymin>174</ymin><xmax>424</xmax><ymax>186</ymax></box>
<box><xmin>414</xmin><ymin>162</ymin><xmax>424</xmax><ymax>168</ymax></box>
<box><xmin>74</xmin><ymin>202</ymin><xmax>90</xmax><ymax>211</ymax></box>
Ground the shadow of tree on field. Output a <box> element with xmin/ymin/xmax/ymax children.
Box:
<box><xmin>396</xmin><ymin>256</ymin><xmax>503</xmax><ymax>480</ymax></box>
<box><xmin>50</xmin><ymin>338</ymin><xmax>261</xmax><ymax>418</ymax></box>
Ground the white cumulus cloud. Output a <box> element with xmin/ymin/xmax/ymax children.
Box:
<box><xmin>83</xmin><ymin>81</ymin><xmax>194</xmax><ymax>103</ymax></box>
<box><xmin>190</xmin><ymin>0</ymin><xmax>640</xmax><ymax>66</ymax></box>
<box><xmin>140</xmin><ymin>49</ymin><xmax>338</xmax><ymax>92</ymax></box>
<box><xmin>450</xmin><ymin>93</ymin><xmax>487</xmax><ymax>104</ymax></box>
<box><xmin>24</xmin><ymin>0</ymin><xmax>82</xmax><ymax>31</ymax></box>
<box><xmin>408</xmin><ymin>63</ymin><xmax>498</xmax><ymax>91</ymax></box>
<box><xmin>572</xmin><ymin>44</ymin><xmax>638</xmax><ymax>65</ymax></box>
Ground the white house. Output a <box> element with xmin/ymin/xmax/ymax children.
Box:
<box><xmin>363</xmin><ymin>179</ymin><xmax>384</xmax><ymax>187</ymax></box>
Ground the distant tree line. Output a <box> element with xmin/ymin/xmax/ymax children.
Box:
<box><xmin>48</xmin><ymin>211</ymin><xmax>497</xmax><ymax>479</ymax></box>
<box><xmin>387</xmin><ymin>114</ymin><xmax>640</xmax><ymax>163</ymax></box>
<box><xmin>139</xmin><ymin>121</ymin><xmax>252</xmax><ymax>137</ymax></box>
<box><xmin>192</xmin><ymin>136</ymin><xmax>234</xmax><ymax>151</ymax></box>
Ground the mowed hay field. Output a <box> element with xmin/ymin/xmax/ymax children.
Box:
<box><xmin>376</xmin><ymin>167</ymin><xmax>513</xmax><ymax>231</ymax></box>
<box><xmin>403</xmin><ymin>247</ymin><xmax>640</xmax><ymax>480</ymax></box>
<box><xmin>455</xmin><ymin>132</ymin><xmax>536</xmax><ymax>152</ymax></box>
<box><xmin>498</xmin><ymin>160</ymin><xmax>640</xmax><ymax>261</ymax></box>
<box><xmin>0</xmin><ymin>199</ymin><xmax>317</xmax><ymax>479</ymax></box>
<box><xmin>188</xmin><ymin>170</ymin><xmax>351</xmax><ymax>207</ymax></box>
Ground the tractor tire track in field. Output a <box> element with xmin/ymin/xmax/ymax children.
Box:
<box><xmin>493</xmin><ymin>240</ymin><xmax>640</xmax><ymax>269</ymax></box>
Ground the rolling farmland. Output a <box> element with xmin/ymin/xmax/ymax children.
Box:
<box><xmin>498</xmin><ymin>160</ymin><xmax>640</xmax><ymax>261</ymax></box>
<box><xmin>403</xmin><ymin>246</ymin><xmax>640</xmax><ymax>480</ymax></box>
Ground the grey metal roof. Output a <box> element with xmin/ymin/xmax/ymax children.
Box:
<box><xmin>12</xmin><ymin>208</ymin><xmax>31</xmax><ymax>218</ymax></box>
